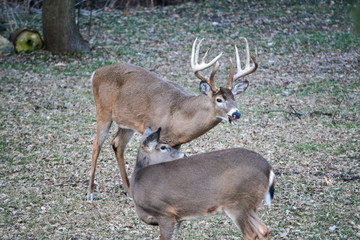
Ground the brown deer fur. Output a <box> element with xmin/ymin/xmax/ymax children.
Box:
<box><xmin>130</xmin><ymin>128</ymin><xmax>275</xmax><ymax>240</ymax></box>
<box><xmin>88</xmin><ymin>63</ymin><xmax>249</xmax><ymax>200</ymax></box>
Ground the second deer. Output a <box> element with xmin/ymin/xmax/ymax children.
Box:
<box><xmin>88</xmin><ymin>38</ymin><xmax>257</xmax><ymax>200</ymax></box>
<box><xmin>130</xmin><ymin>127</ymin><xmax>275</xmax><ymax>240</ymax></box>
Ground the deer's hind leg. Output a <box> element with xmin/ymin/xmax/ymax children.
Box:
<box><xmin>225</xmin><ymin>208</ymin><xmax>255</xmax><ymax>240</ymax></box>
<box><xmin>158</xmin><ymin>216</ymin><xmax>178</xmax><ymax>240</ymax></box>
<box><xmin>249</xmin><ymin>210</ymin><xmax>270</xmax><ymax>240</ymax></box>
<box><xmin>111</xmin><ymin>127</ymin><xmax>135</xmax><ymax>194</ymax></box>
<box><xmin>225</xmin><ymin>207</ymin><xmax>269</xmax><ymax>240</ymax></box>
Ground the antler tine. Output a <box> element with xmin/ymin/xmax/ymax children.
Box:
<box><xmin>227</xmin><ymin>57</ymin><xmax>234</xmax><ymax>89</ymax></box>
<box><xmin>252</xmin><ymin>45</ymin><xmax>258</xmax><ymax>64</ymax></box>
<box><xmin>191</xmin><ymin>38</ymin><xmax>207</xmax><ymax>82</ymax></box>
<box><xmin>191</xmin><ymin>38</ymin><xmax>223</xmax><ymax>91</ymax></box>
<box><xmin>232</xmin><ymin>37</ymin><xmax>258</xmax><ymax>82</ymax></box>
<box><xmin>202</xmin><ymin>49</ymin><xmax>210</xmax><ymax>64</ymax></box>
<box><xmin>235</xmin><ymin>44</ymin><xmax>241</xmax><ymax>72</ymax></box>
<box><xmin>191</xmin><ymin>38</ymin><xmax>198</xmax><ymax>70</ymax></box>
<box><xmin>244</xmin><ymin>38</ymin><xmax>250</xmax><ymax>69</ymax></box>
<box><xmin>195</xmin><ymin>38</ymin><xmax>204</xmax><ymax>66</ymax></box>
<box><xmin>209</xmin><ymin>61</ymin><xmax>220</xmax><ymax>90</ymax></box>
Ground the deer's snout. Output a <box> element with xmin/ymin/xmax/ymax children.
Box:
<box><xmin>172</xmin><ymin>152</ymin><xmax>187</xmax><ymax>159</ymax></box>
<box><xmin>227</xmin><ymin>109</ymin><xmax>241</xmax><ymax>126</ymax></box>
<box><xmin>232</xmin><ymin>111</ymin><xmax>241</xmax><ymax>119</ymax></box>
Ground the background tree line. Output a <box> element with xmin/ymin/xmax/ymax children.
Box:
<box><xmin>1</xmin><ymin>0</ymin><xmax>359</xmax><ymax>54</ymax></box>
<box><xmin>1</xmin><ymin>0</ymin><xmax>206</xmax><ymax>53</ymax></box>
<box><xmin>4</xmin><ymin>0</ymin><xmax>205</xmax><ymax>10</ymax></box>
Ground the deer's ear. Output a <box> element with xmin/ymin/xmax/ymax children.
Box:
<box><xmin>143</xmin><ymin>128</ymin><xmax>161</xmax><ymax>150</ymax></box>
<box><xmin>232</xmin><ymin>80</ymin><xmax>249</xmax><ymax>95</ymax></box>
<box><xmin>143</xmin><ymin>127</ymin><xmax>153</xmax><ymax>137</ymax></box>
<box><xmin>199</xmin><ymin>81</ymin><xmax>212</xmax><ymax>96</ymax></box>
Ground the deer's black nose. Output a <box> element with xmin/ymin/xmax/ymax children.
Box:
<box><xmin>232</xmin><ymin>111</ymin><xmax>241</xmax><ymax>119</ymax></box>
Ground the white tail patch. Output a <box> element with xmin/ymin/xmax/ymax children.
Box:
<box><xmin>90</xmin><ymin>71</ymin><xmax>95</xmax><ymax>84</ymax></box>
<box><xmin>265</xmin><ymin>170</ymin><xmax>275</xmax><ymax>206</ymax></box>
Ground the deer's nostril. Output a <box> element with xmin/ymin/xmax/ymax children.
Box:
<box><xmin>232</xmin><ymin>111</ymin><xmax>241</xmax><ymax>119</ymax></box>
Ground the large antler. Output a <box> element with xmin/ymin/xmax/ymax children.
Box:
<box><xmin>227</xmin><ymin>37</ymin><xmax>258</xmax><ymax>89</ymax></box>
<box><xmin>191</xmin><ymin>38</ymin><xmax>223</xmax><ymax>92</ymax></box>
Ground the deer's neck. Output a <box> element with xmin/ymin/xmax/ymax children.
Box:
<box><xmin>134</xmin><ymin>152</ymin><xmax>148</xmax><ymax>170</ymax></box>
<box><xmin>162</xmin><ymin>94</ymin><xmax>222</xmax><ymax>146</ymax></box>
<box><xmin>131</xmin><ymin>151</ymin><xmax>148</xmax><ymax>183</ymax></box>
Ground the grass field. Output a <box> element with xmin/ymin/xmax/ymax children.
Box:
<box><xmin>0</xmin><ymin>0</ymin><xmax>359</xmax><ymax>239</ymax></box>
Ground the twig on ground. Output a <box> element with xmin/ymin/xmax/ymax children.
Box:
<box><xmin>260</xmin><ymin>105</ymin><xmax>334</xmax><ymax>119</ymax></box>
<box><xmin>310</xmin><ymin>111</ymin><xmax>333</xmax><ymax>117</ymax></box>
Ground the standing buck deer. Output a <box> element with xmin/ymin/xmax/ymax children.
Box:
<box><xmin>88</xmin><ymin>38</ymin><xmax>257</xmax><ymax>200</ymax></box>
<box><xmin>131</xmin><ymin>128</ymin><xmax>275</xmax><ymax>240</ymax></box>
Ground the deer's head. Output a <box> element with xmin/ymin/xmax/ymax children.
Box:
<box><xmin>137</xmin><ymin>127</ymin><xmax>186</xmax><ymax>169</ymax></box>
<box><xmin>191</xmin><ymin>38</ymin><xmax>257</xmax><ymax>125</ymax></box>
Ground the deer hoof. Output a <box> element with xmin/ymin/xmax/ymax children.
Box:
<box><xmin>87</xmin><ymin>193</ymin><xmax>94</xmax><ymax>201</ymax></box>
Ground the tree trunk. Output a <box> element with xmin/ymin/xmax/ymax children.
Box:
<box><xmin>42</xmin><ymin>0</ymin><xmax>90</xmax><ymax>53</ymax></box>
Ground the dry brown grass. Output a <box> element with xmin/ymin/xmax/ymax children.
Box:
<box><xmin>1</xmin><ymin>1</ymin><xmax>359</xmax><ymax>239</ymax></box>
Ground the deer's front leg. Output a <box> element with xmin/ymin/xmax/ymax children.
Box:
<box><xmin>111</xmin><ymin>127</ymin><xmax>134</xmax><ymax>194</ymax></box>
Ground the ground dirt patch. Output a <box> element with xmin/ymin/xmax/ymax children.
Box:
<box><xmin>1</xmin><ymin>1</ymin><xmax>359</xmax><ymax>239</ymax></box>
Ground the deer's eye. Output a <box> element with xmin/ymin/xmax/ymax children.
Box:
<box><xmin>216</xmin><ymin>98</ymin><xmax>223</xmax><ymax>103</ymax></box>
<box><xmin>160</xmin><ymin>146</ymin><xmax>167</xmax><ymax>150</ymax></box>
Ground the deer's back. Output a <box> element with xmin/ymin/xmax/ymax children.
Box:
<box><xmin>91</xmin><ymin>63</ymin><xmax>192</xmax><ymax>133</ymax></box>
<box><xmin>134</xmin><ymin>148</ymin><xmax>272</xmax><ymax>179</ymax></box>
<box><xmin>92</xmin><ymin>63</ymin><xmax>188</xmax><ymax>97</ymax></box>
<box><xmin>131</xmin><ymin>148</ymin><xmax>272</xmax><ymax>218</ymax></box>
